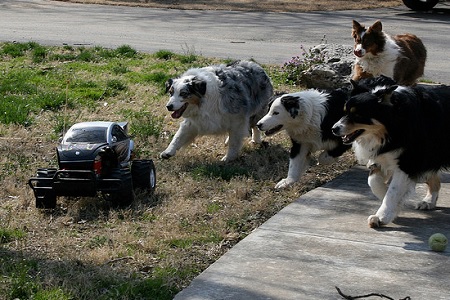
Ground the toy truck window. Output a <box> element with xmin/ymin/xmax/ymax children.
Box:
<box><xmin>111</xmin><ymin>125</ymin><xmax>128</xmax><ymax>142</ymax></box>
<box><xmin>65</xmin><ymin>127</ymin><xmax>107</xmax><ymax>143</ymax></box>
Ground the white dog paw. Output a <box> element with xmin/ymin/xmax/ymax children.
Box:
<box><xmin>318</xmin><ymin>152</ymin><xmax>336</xmax><ymax>165</ymax></box>
<box><xmin>415</xmin><ymin>201</ymin><xmax>436</xmax><ymax>210</ymax></box>
<box><xmin>250</xmin><ymin>137</ymin><xmax>262</xmax><ymax>144</ymax></box>
<box><xmin>221</xmin><ymin>154</ymin><xmax>238</xmax><ymax>162</ymax></box>
<box><xmin>160</xmin><ymin>151</ymin><xmax>173</xmax><ymax>159</ymax></box>
<box><xmin>275</xmin><ymin>178</ymin><xmax>295</xmax><ymax>189</ymax></box>
<box><xmin>368</xmin><ymin>215</ymin><xmax>382</xmax><ymax>228</ymax></box>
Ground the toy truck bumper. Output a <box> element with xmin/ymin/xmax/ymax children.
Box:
<box><xmin>28</xmin><ymin>170</ymin><xmax>122</xmax><ymax>197</ymax></box>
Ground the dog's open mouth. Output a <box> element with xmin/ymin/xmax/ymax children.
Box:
<box><xmin>170</xmin><ymin>103</ymin><xmax>188</xmax><ymax>119</ymax></box>
<box><xmin>353</xmin><ymin>49</ymin><xmax>364</xmax><ymax>58</ymax></box>
<box><xmin>264</xmin><ymin>125</ymin><xmax>283</xmax><ymax>136</ymax></box>
<box><xmin>342</xmin><ymin>129</ymin><xmax>364</xmax><ymax>144</ymax></box>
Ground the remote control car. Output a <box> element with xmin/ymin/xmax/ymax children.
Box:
<box><xmin>28</xmin><ymin>121</ymin><xmax>156</xmax><ymax>209</ymax></box>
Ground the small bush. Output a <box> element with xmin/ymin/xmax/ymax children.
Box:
<box><xmin>32</xmin><ymin>45</ymin><xmax>47</xmax><ymax>63</ymax></box>
<box><xmin>115</xmin><ymin>44</ymin><xmax>138</xmax><ymax>58</ymax></box>
<box><xmin>155</xmin><ymin>50</ymin><xmax>175</xmax><ymax>60</ymax></box>
<box><xmin>281</xmin><ymin>45</ymin><xmax>328</xmax><ymax>84</ymax></box>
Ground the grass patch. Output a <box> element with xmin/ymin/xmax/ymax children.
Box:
<box><xmin>190</xmin><ymin>163</ymin><xmax>250</xmax><ymax>181</ymax></box>
<box><xmin>0</xmin><ymin>227</ymin><xmax>26</xmax><ymax>244</ymax></box>
<box><xmin>0</xmin><ymin>42</ymin><xmax>354</xmax><ymax>299</ymax></box>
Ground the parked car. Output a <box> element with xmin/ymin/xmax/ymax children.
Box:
<box><xmin>28</xmin><ymin>121</ymin><xmax>156</xmax><ymax>208</ymax></box>
<box><xmin>402</xmin><ymin>0</ymin><xmax>440</xmax><ymax>10</ymax></box>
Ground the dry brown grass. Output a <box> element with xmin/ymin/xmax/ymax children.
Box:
<box><xmin>0</xmin><ymin>63</ymin><xmax>355</xmax><ymax>296</ymax></box>
<box><xmin>57</xmin><ymin>0</ymin><xmax>402</xmax><ymax>13</ymax></box>
<box><xmin>0</xmin><ymin>0</ymin><xmax>385</xmax><ymax>296</ymax></box>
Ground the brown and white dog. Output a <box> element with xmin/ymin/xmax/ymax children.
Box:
<box><xmin>351</xmin><ymin>20</ymin><xmax>427</xmax><ymax>86</ymax></box>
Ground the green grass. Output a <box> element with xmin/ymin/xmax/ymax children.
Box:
<box><xmin>0</xmin><ymin>42</ymin><xmax>221</xmax><ymax>130</ymax></box>
<box><xmin>0</xmin><ymin>227</ymin><xmax>26</xmax><ymax>244</ymax></box>
<box><xmin>0</xmin><ymin>42</ymin><xmax>333</xmax><ymax>300</ymax></box>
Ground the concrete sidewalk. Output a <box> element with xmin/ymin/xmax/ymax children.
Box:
<box><xmin>175</xmin><ymin>166</ymin><xmax>450</xmax><ymax>300</ymax></box>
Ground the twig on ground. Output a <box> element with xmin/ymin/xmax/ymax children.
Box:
<box><xmin>335</xmin><ymin>286</ymin><xmax>411</xmax><ymax>300</ymax></box>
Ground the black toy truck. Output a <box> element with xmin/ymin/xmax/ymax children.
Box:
<box><xmin>28</xmin><ymin>121</ymin><xmax>156</xmax><ymax>208</ymax></box>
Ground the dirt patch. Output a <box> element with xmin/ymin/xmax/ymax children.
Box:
<box><xmin>56</xmin><ymin>0</ymin><xmax>402</xmax><ymax>13</ymax></box>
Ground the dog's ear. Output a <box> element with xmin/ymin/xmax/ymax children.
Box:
<box><xmin>269</xmin><ymin>92</ymin><xmax>287</xmax><ymax>108</ymax></box>
<box><xmin>368</xmin><ymin>20</ymin><xmax>382</xmax><ymax>33</ymax></box>
<box><xmin>375</xmin><ymin>85</ymin><xmax>398</xmax><ymax>105</ymax></box>
<box><xmin>352</xmin><ymin>20</ymin><xmax>362</xmax><ymax>30</ymax></box>
<box><xmin>352</xmin><ymin>20</ymin><xmax>364</xmax><ymax>37</ymax></box>
<box><xmin>352</xmin><ymin>20</ymin><xmax>362</xmax><ymax>40</ymax></box>
<box><xmin>350</xmin><ymin>79</ymin><xmax>368</xmax><ymax>96</ymax></box>
<box><xmin>165</xmin><ymin>78</ymin><xmax>174</xmax><ymax>93</ymax></box>
<box><xmin>189</xmin><ymin>76</ymin><xmax>207</xmax><ymax>97</ymax></box>
<box><xmin>281</xmin><ymin>96</ymin><xmax>300</xmax><ymax>118</ymax></box>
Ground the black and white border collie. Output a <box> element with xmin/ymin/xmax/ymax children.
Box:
<box><xmin>351</xmin><ymin>20</ymin><xmax>427</xmax><ymax>86</ymax></box>
<box><xmin>256</xmin><ymin>77</ymin><xmax>397</xmax><ymax>190</ymax></box>
<box><xmin>332</xmin><ymin>80</ymin><xmax>450</xmax><ymax>227</ymax></box>
<box><xmin>161</xmin><ymin>60</ymin><xmax>273</xmax><ymax>162</ymax></box>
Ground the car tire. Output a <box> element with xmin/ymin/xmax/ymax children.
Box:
<box><xmin>110</xmin><ymin>167</ymin><xmax>135</xmax><ymax>207</ymax></box>
<box><xmin>35</xmin><ymin>168</ymin><xmax>57</xmax><ymax>209</ymax></box>
<box><xmin>402</xmin><ymin>0</ymin><xmax>439</xmax><ymax>10</ymax></box>
<box><xmin>131</xmin><ymin>160</ymin><xmax>156</xmax><ymax>195</ymax></box>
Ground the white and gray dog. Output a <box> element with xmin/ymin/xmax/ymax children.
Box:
<box><xmin>161</xmin><ymin>60</ymin><xmax>273</xmax><ymax>162</ymax></box>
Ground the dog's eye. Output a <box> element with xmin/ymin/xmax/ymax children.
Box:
<box><xmin>272</xmin><ymin>111</ymin><xmax>279</xmax><ymax>115</ymax></box>
<box><xmin>180</xmin><ymin>91</ymin><xmax>189</xmax><ymax>97</ymax></box>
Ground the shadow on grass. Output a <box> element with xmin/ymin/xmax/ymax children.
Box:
<box><xmin>0</xmin><ymin>246</ymin><xmax>178</xmax><ymax>299</ymax></box>
<box><xmin>181</xmin><ymin>143</ymin><xmax>290</xmax><ymax>182</ymax></box>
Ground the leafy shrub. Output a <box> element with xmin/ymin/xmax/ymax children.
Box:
<box><xmin>281</xmin><ymin>45</ymin><xmax>328</xmax><ymax>84</ymax></box>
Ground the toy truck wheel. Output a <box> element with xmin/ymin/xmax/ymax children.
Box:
<box><xmin>110</xmin><ymin>167</ymin><xmax>135</xmax><ymax>207</ymax></box>
<box><xmin>35</xmin><ymin>168</ymin><xmax>57</xmax><ymax>209</ymax></box>
<box><xmin>131</xmin><ymin>160</ymin><xmax>156</xmax><ymax>194</ymax></box>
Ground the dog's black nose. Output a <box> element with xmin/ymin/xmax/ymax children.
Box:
<box><xmin>166</xmin><ymin>104</ymin><xmax>174</xmax><ymax>111</ymax></box>
<box><xmin>331</xmin><ymin>125</ymin><xmax>340</xmax><ymax>136</ymax></box>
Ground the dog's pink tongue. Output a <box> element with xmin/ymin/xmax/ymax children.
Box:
<box><xmin>171</xmin><ymin>110</ymin><xmax>182</xmax><ymax>119</ymax></box>
<box><xmin>170</xmin><ymin>103</ymin><xmax>187</xmax><ymax>119</ymax></box>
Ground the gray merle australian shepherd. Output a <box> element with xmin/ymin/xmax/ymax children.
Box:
<box><xmin>161</xmin><ymin>60</ymin><xmax>273</xmax><ymax>162</ymax></box>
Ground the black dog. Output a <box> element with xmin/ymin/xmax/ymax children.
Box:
<box><xmin>333</xmin><ymin>79</ymin><xmax>450</xmax><ymax>227</ymax></box>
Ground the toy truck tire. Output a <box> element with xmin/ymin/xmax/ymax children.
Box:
<box><xmin>131</xmin><ymin>160</ymin><xmax>156</xmax><ymax>194</ymax></box>
<box><xmin>109</xmin><ymin>167</ymin><xmax>135</xmax><ymax>207</ymax></box>
<box><xmin>34</xmin><ymin>168</ymin><xmax>57</xmax><ymax>209</ymax></box>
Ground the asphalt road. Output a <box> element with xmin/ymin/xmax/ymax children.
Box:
<box><xmin>1</xmin><ymin>0</ymin><xmax>449</xmax><ymax>83</ymax></box>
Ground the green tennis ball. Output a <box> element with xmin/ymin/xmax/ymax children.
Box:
<box><xmin>428</xmin><ymin>233</ymin><xmax>448</xmax><ymax>252</ymax></box>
